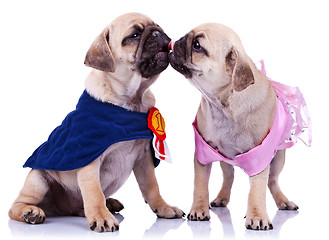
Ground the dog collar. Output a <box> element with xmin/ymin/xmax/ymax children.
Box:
<box><xmin>193</xmin><ymin>61</ymin><xmax>311</xmax><ymax>176</ymax></box>
<box><xmin>23</xmin><ymin>91</ymin><xmax>170</xmax><ymax>171</ymax></box>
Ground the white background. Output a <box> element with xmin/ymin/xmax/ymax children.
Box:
<box><xmin>1</xmin><ymin>0</ymin><xmax>328</xmax><ymax>239</ymax></box>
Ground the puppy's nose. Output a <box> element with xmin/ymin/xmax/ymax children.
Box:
<box><xmin>152</xmin><ymin>31</ymin><xmax>161</xmax><ymax>37</ymax></box>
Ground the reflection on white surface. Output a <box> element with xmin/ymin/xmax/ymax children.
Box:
<box><xmin>211</xmin><ymin>207</ymin><xmax>235</xmax><ymax>238</ymax></box>
<box><xmin>144</xmin><ymin>218</ymin><xmax>185</xmax><ymax>238</ymax></box>
<box><xmin>8</xmin><ymin>214</ymin><xmax>124</xmax><ymax>239</ymax></box>
<box><xmin>187</xmin><ymin>218</ymin><xmax>212</xmax><ymax>239</ymax></box>
<box><xmin>7</xmin><ymin>207</ymin><xmax>301</xmax><ymax>239</ymax></box>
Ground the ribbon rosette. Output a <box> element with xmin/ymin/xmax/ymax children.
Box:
<box><xmin>147</xmin><ymin>107</ymin><xmax>171</xmax><ymax>162</ymax></box>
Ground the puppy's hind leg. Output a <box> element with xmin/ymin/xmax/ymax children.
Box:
<box><xmin>9</xmin><ymin>169</ymin><xmax>48</xmax><ymax>224</ymax></box>
<box><xmin>211</xmin><ymin>161</ymin><xmax>234</xmax><ymax>207</ymax></box>
<box><xmin>268</xmin><ymin>150</ymin><xmax>299</xmax><ymax>210</ymax></box>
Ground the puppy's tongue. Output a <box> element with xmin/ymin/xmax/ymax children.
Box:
<box><xmin>168</xmin><ymin>41</ymin><xmax>175</xmax><ymax>52</ymax></box>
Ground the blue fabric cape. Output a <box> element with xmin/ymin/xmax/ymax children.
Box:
<box><xmin>23</xmin><ymin>91</ymin><xmax>159</xmax><ymax>171</ymax></box>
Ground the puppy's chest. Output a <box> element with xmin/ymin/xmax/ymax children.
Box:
<box><xmin>99</xmin><ymin>139</ymin><xmax>150</xmax><ymax>192</ymax></box>
<box><xmin>205</xmin><ymin>119</ymin><xmax>256</xmax><ymax>159</ymax></box>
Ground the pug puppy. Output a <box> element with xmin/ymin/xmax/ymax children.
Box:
<box><xmin>169</xmin><ymin>23</ymin><xmax>301</xmax><ymax>230</ymax></box>
<box><xmin>9</xmin><ymin>12</ymin><xmax>184</xmax><ymax>232</ymax></box>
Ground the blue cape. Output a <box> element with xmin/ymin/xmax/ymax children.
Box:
<box><xmin>23</xmin><ymin>91</ymin><xmax>159</xmax><ymax>171</ymax></box>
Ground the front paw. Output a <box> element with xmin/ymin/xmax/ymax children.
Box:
<box><xmin>87</xmin><ymin>210</ymin><xmax>119</xmax><ymax>232</ymax></box>
<box><xmin>152</xmin><ymin>205</ymin><xmax>185</xmax><ymax>219</ymax></box>
<box><xmin>187</xmin><ymin>205</ymin><xmax>210</xmax><ymax>221</ymax></box>
<box><xmin>245</xmin><ymin>214</ymin><xmax>273</xmax><ymax>231</ymax></box>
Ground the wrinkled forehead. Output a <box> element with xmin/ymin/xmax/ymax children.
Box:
<box><xmin>191</xmin><ymin>23</ymin><xmax>242</xmax><ymax>53</ymax></box>
<box><xmin>110</xmin><ymin>13</ymin><xmax>156</xmax><ymax>35</ymax></box>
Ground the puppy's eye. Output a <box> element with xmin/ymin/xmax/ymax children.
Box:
<box><xmin>122</xmin><ymin>31</ymin><xmax>142</xmax><ymax>46</ymax></box>
<box><xmin>130</xmin><ymin>32</ymin><xmax>141</xmax><ymax>39</ymax></box>
<box><xmin>192</xmin><ymin>39</ymin><xmax>208</xmax><ymax>56</ymax></box>
<box><xmin>192</xmin><ymin>40</ymin><xmax>201</xmax><ymax>51</ymax></box>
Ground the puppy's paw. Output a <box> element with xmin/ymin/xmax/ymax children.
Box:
<box><xmin>210</xmin><ymin>197</ymin><xmax>229</xmax><ymax>208</ymax></box>
<box><xmin>277</xmin><ymin>200</ymin><xmax>299</xmax><ymax>211</ymax></box>
<box><xmin>106</xmin><ymin>198</ymin><xmax>124</xmax><ymax>213</ymax></box>
<box><xmin>187</xmin><ymin>206</ymin><xmax>210</xmax><ymax>221</ymax></box>
<box><xmin>22</xmin><ymin>206</ymin><xmax>46</xmax><ymax>224</ymax></box>
<box><xmin>87</xmin><ymin>211</ymin><xmax>119</xmax><ymax>232</ymax></box>
<box><xmin>245</xmin><ymin>215</ymin><xmax>273</xmax><ymax>231</ymax></box>
<box><xmin>153</xmin><ymin>205</ymin><xmax>185</xmax><ymax>219</ymax></box>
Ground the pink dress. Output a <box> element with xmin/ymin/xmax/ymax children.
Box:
<box><xmin>193</xmin><ymin>61</ymin><xmax>312</xmax><ymax>176</ymax></box>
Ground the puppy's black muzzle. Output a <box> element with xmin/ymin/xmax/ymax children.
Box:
<box><xmin>142</xmin><ymin>26</ymin><xmax>171</xmax><ymax>57</ymax></box>
<box><xmin>136</xmin><ymin>25</ymin><xmax>171</xmax><ymax>78</ymax></box>
<box><xmin>172</xmin><ymin>36</ymin><xmax>188</xmax><ymax>60</ymax></box>
<box><xmin>169</xmin><ymin>35</ymin><xmax>192</xmax><ymax>78</ymax></box>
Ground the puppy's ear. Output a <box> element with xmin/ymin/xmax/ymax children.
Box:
<box><xmin>84</xmin><ymin>28</ymin><xmax>116</xmax><ymax>72</ymax></box>
<box><xmin>225</xmin><ymin>48</ymin><xmax>254</xmax><ymax>92</ymax></box>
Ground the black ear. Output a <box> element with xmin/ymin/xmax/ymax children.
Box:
<box><xmin>225</xmin><ymin>48</ymin><xmax>254</xmax><ymax>92</ymax></box>
<box><xmin>84</xmin><ymin>28</ymin><xmax>116</xmax><ymax>72</ymax></box>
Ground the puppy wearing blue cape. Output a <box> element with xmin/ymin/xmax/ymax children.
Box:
<box><xmin>9</xmin><ymin>13</ymin><xmax>184</xmax><ymax>232</ymax></box>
